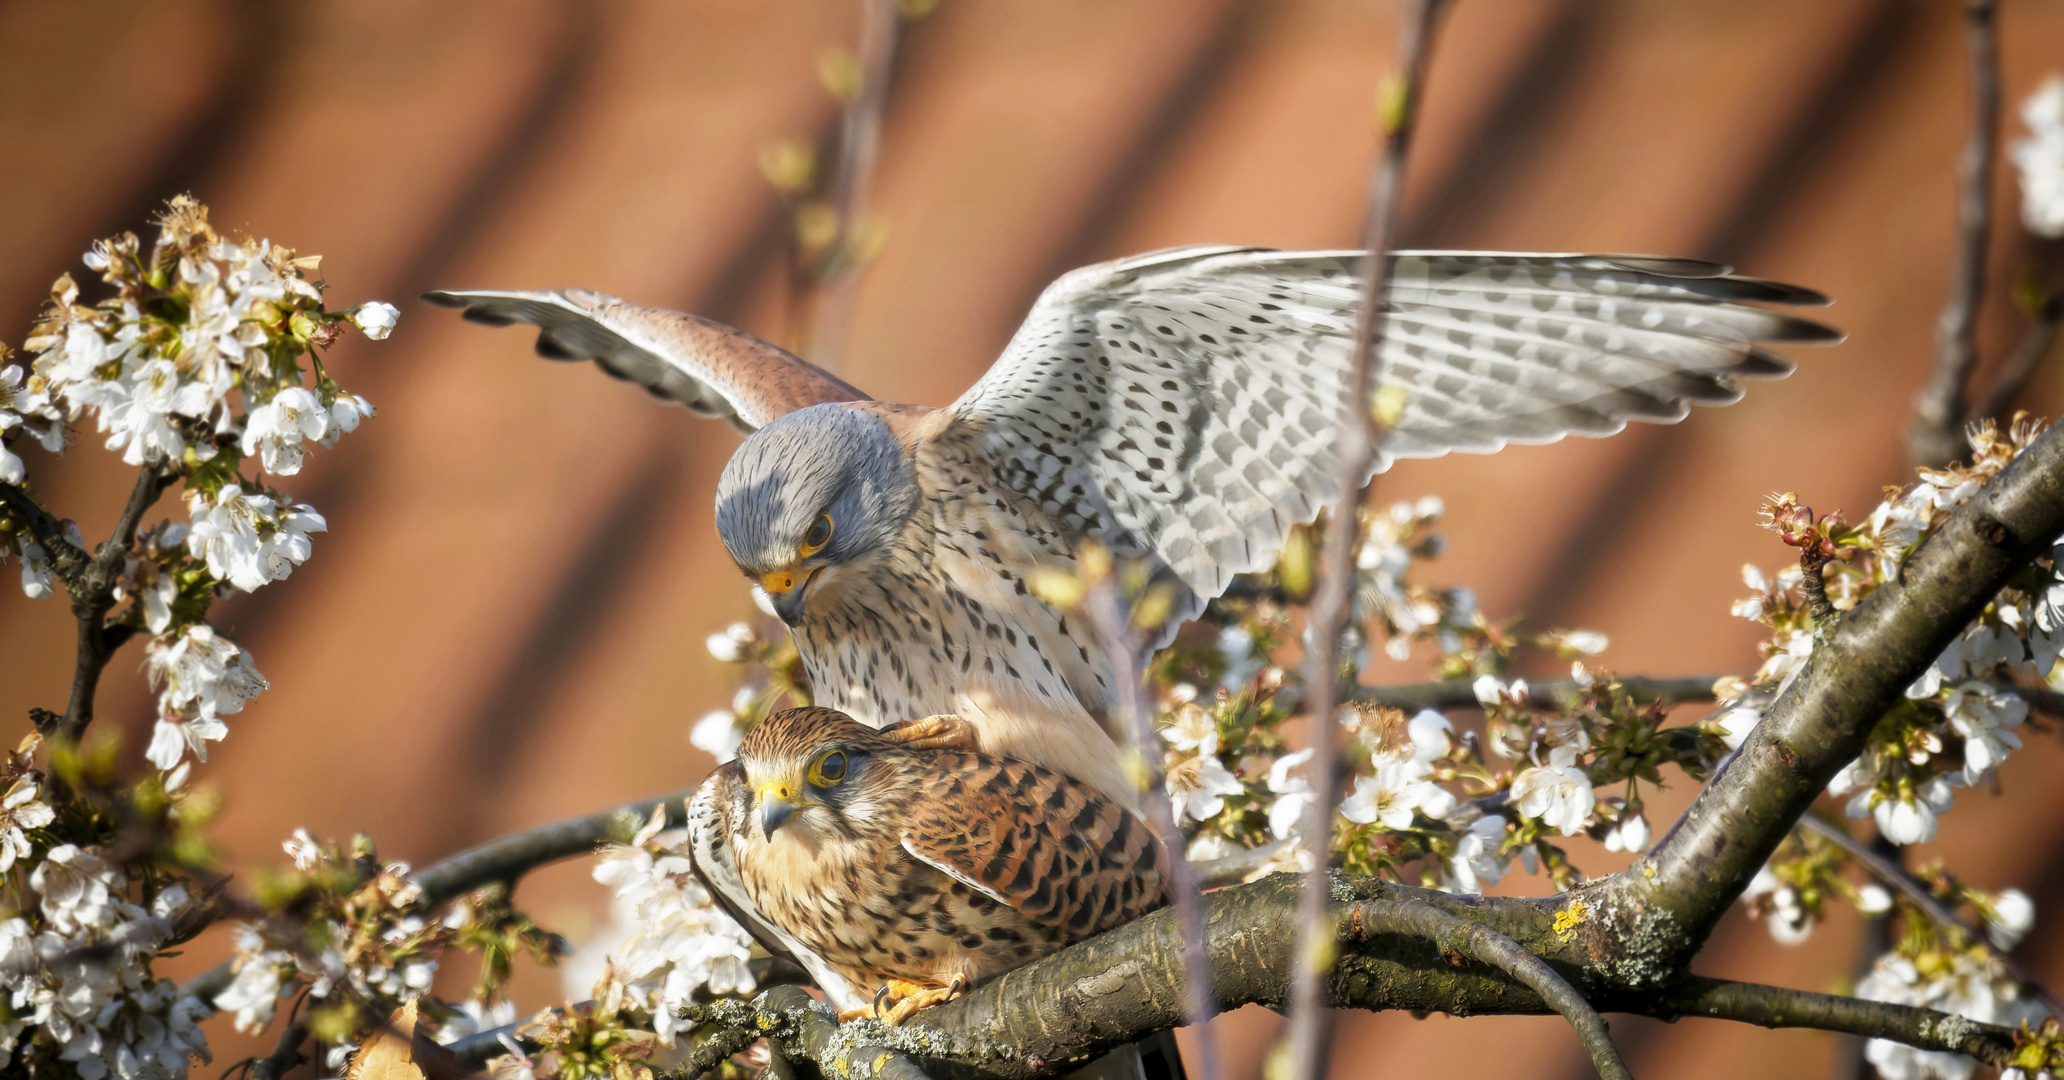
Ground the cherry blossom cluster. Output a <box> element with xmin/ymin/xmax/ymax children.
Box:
<box><xmin>0</xmin><ymin>197</ymin><xmax>394</xmax><ymax>775</ymax></box>
<box><xmin>566</xmin><ymin>807</ymin><xmax>756</xmax><ymax>1047</ymax></box>
<box><xmin>1725</xmin><ymin>420</ymin><xmax>2062</xmax><ymax>849</ymax></box>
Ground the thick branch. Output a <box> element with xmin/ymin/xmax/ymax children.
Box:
<box><xmin>1909</xmin><ymin>0</ymin><xmax>2000</xmax><ymax>468</ymax></box>
<box><xmin>1596</xmin><ymin>418</ymin><xmax>2064</xmax><ymax>972</ymax></box>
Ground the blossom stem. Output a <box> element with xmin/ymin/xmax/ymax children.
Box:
<box><xmin>1282</xmin><ymin>3</ymin><xmax>1447</xmax><ymax>1077</ymax></box>
<box><xmin>56</xmin><ymin>463</ymin><xmax>178</xmax><ymax>741</ymax></box>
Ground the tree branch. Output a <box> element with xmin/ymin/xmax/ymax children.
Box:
<box><xmin>1594</xmin><ymin>416</ymin><xmax>2064</xmax><ymax>975</ymax></box>
<box><xmin>1659</xmin><ymin>977</ymin><xmax>2016</xmax><ymax>1066</ymax></box>
<box><xmin>1977</xmin><ymin>290</ymin><xmax>2064</xmax><ymax>421</ymax></box>
<box><xmin>1354</xmin><ymin>675</ymin><xmax>1720</xmax><ymax>712</ymax></box>
<box><xmin>1908</xmin><ymin>0</ymin><xmax>2001</xmax><ymax>468</ymax></box>
<box><xmin>58</xmin><ymin>463</ymin><xmax>177</xmax><ymax>740</ymax></box>
<box><xmin>1287</xmin><ymin>2</ymin><xmax>1447</xmax><ymax>1074</ymax></box>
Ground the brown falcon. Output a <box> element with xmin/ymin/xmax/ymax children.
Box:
<box><xmin>428</xmin><ymin>247</ymin><xmax>1835</xmax><ymax>808</ymax></box>
<box><xmin>690</xmin><ymin>705</ymin><xmax>1167</xmax><ymax>1021</ymax></box>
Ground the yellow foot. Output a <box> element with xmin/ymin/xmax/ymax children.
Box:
<box><xmin>878</xmin><ymin>715</ymin><xmax>981</xmax><ymax>753</ymax></box>
<box><xmin>881</xmin><ymin>977</ymin><xmax>967</xmax><ymax>1026</ymax></box>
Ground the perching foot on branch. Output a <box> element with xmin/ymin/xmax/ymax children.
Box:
<box><xmin>878</xmin><ymin>714</ymin><xmax>982</xmax><ymax>753</ymax></box>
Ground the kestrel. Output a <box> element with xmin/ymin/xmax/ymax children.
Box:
<box><xmin>688</xmin><ymin>705</ymin><xmax>1168</xmax><ymax>1020</ymax></box>
<box><xmin>429</xmin><ymin>246</ymin><xmax>1834</xmax><ymax>807</ymax></box>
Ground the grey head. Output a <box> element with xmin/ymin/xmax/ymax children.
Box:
<box><xmin>715</xmin><ymin>403</ymin><xmax>917</xmax><ymax>626</ymax></box>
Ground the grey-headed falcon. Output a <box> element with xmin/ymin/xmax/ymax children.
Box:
<box><xmin>429</xmin><ymin>246</ymin><xmax>1835</xmax><ymax>811</ymax></box>
<box><xmin>690</xmin><ymin>705</ymin><xmax>1167</xmax><ymax>1021</ymax></box>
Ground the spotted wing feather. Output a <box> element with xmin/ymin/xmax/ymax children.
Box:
<box><xmin>950</xmin><ymin>247</ymin><xmax>1837</xmax><ymax>604</ymax></box>
<box><xmin>687</xmin><ymin>764</ymin><xmax>866</xmax><ymax>1012</ymax></box>
<box><xmin>424</xmin><ymin>288</ymin><xmax>867</xmax><ymax>433</ymax></box>
<box><xmin>899</xmin><ymin>754</ymin><xmax>1167</xmax><ymax>941</ymax></box>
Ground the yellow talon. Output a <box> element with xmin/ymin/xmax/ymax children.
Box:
<box><xmin>878</xmin><ymin>715</ymin><xmax>981</xmax><ymax>753</ymax></box>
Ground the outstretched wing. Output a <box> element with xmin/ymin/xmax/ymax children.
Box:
<box><xmin>686</xmin><ymin>765</ymin><xmax>866</xmax><ymax>1012</ymax></box>
<box><xmin>424</xmin><ymin>289</ymin><xmax>868</xmax><ymax>433</ymax></box>
<box><xmin>949</xmin><ymin>246</ymin><xmax>1837</xmax><ymax>601</ymax></box>
<box><xmin>898</xmin><ymin>754</ymin><xmax>1166</xmax><ymax>940</ymax></box>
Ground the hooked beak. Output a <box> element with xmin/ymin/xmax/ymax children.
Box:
<box><xmin>760</xmin><ymin>793</ymin><xmax>797</xmax><ymax>837</ymax></box>
<box><xmin>759</xmin><ymin>566</ymin><xmax>823</xmax><ymax>628</ymax></box>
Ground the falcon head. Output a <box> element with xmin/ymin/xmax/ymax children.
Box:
<box><xmin>714</xmin><ymin>404</ymin><xmax>917</xmax><ymax>626</ymax></box>
<box><xmin>736</xmin><ymin>707</ymin><xmax>904</xmax><ymax>840</ymax></box>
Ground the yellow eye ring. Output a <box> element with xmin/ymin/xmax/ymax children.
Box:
<box><xmin>799</xmin><ymin>513</ymin><xmax>834</xmax><ymax>558</ymax></box>
<box><xmin>808</xmin><ymin>749</ymin><xmax>849</xmax><ymax>787</ymax></box>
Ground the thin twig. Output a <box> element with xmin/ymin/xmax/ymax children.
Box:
<box><xmin>247</xmin><ymin>1017</ymin><xmax>308</xmax><ymax>1080</ymax></box>
<box><xmin>1908</xmin><ymin>0</ymin><xmax>2000</xmax><ymax>468</ymax></box>
<box><xmin>1356</xmin><ymin>674</ymin><xmax>1720</xmax><ymax>712</ymax></box>
<box><xmin>1283</xmin><ymin>3</ymin><xmax>1446</xmax><ymax>1077</ymax></box>
<box><xmin>60</xmin><ymin>463</ymin><xmax>177</xmax><ymax>740</ymax></box>
<box><xmin>1798</xmin><ymin>815</ymin><xmax>2064</xmax><ymax>1014</ymax></box>
<box><xmin>1345</xmin><ymin>898</ymin><xmax>1630</xmax><ymax>1080</ymax></box>
<box><xmin>1082</xmin><ymin>573</ymin><xmax>1221</xmax><ymax>1080</ymax></box>
<box><xmin>1977</xmin><ymin>291</ymin><xmax>2064</xmax><ymax>420</ymax></box>
<box><xmin>805</xmin><ymin>0</ymin><xmax>900</xmax><ymax>370</ymax></box>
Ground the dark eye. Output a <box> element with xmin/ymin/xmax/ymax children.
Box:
<box><xmin>799</xmin><ymin>513</ymin><xmax>834</xmax><ymax>557</ymax></box>
<box><xmin>810</xmin><ymin>749</ymin><xmax>849</xmax><ymax>787</ymax></box>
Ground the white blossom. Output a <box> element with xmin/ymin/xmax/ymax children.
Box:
<box><xmin>1742</xmin><ymin>865</ymin><xmax>1815</xmax><ymax>945</ymax></box>
<box><xmin>1986</xmin><ymin>888</ymin><xmax>2036</xmax><ymax>949</ymax></box>
<box><xmin>1716</xmin><ymin>706</ymin><xmax>1762</xmax><ymax>752</ymax></box>
<box><xmin>1602</xmin><ymin>812</ymin><xmax>1650</xmax><ymax>854</ymax></box>
<box><xmin>1265</xmin><ymin>748</ymin><xmax>1314</xmax><ymax>841</ymax></box>
<box><xmin>1446</xmin><ymin>815</ymin><xmax>1510</xmax><ymax>896</ymax></box>
<box><xmin>19</xmin><ymin>541</ymin><xmax>53</xmax><ymax>599</ymax></box>
<box><xmin>0</xmin><ymin>774</ymin><xmax>55</xmax><ymax>872</ymax></box>
<box><xmin>705</xmin><ymin>621</ymin><xmax>755</xmax><ymax>663</ymax></box>
<box><xmin>1942</xmin><ymin>681</ymin><xmax>2027</xmax><ymax>784</ymax></box>
<box><xmin>240</xmin><ymin>387</ymin><xmax>329</xmax><ymax>475</ymax></box>
<box><xmin>1855</xmin><ymin>884</ymin><xmax>1894</xmax><ymax>916</ymax></box>
<box><xmin>283</xmin><ymin>828</ymin><xmax>324</xmax><ymax>871</ymax></box>
<box><xmin>1167</xmin><ymin>733</ymin><xmax>1244</xmax><ymax>825</ymax></box>
<box><xmin>32</xmin><ymin>845</ymin><xmax>125</xmax><ymax>935</ymax></box>
<box><xmin>317</xmin><ymin>393</ymin><xmax>375</xmax><ymax>449</ymax></box>
<box><xmin>1509</xmin><ymin>745</ymin><xmax>1595</xmax><ymax>836</ymax></box>
<box><xmin>581</xmin><ymin>813</ymin><xmax>756</xmax><ymax>1045</ymax></box>
<box><xmin>2012</xmin><ymin>76</ymin><xmax>2064</xmax><ymax>237</ymax></box>
<box><xmin>96</xmin><ymin>358</ymin><xmax>187</xmax><ymax>466</ymax></box>
<box><xmin>186</xmin><ymin>485</ymin><xmax>325</xmax><ymax>592</ymax></box>
<box><xmin>352</xmin><ymin>302</ymin><xmax>401</xmax><ymax>340</ymax></box>
<box><xmin>214</xmin><ymin>926</ymin><xmax>291</xmax><ymax>1035</ymax></box>
<box><xmin>148</xmin><ymin>624</ymin><xmax>267</xmax><ymax>725</ymax></box>
<box><xmin>1339</xmin><ymin>751</ymin><xmax>1455</xmax><ymax>830</ymax></box>
<box><xmin>1858</xmin><ymin>951</ymin><xmax>2046</xmax><ymax>1080</ymax></box>
<box><xmin>690</xmin><ymin>709</ymin><xmax>746</xmax><ymax>764</ymax></box>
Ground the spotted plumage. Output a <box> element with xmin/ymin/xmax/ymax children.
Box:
<box><xmin>690</xmin><ymin>706</ymin><xmax>1166</xmax><ymax>1018</ymax></box>
<box><xmin>433</xmin><ymin>246</ymin><xmax>1835</xmax><ymax>815</ymax></box>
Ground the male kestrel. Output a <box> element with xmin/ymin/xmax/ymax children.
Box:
<box><xmin>429</xmin><ymin>246</ymin><xmax>1834</xmax><ymax>808</ymax></box>
<box><xmin>689</xmin><ymin>705</ymin><xmax>1168</xmax><ymax>1020</ymax></box>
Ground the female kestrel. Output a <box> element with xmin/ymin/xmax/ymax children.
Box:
<box><xmin>690</xmin><ymin>705</ymin><xmax>1168</xmax><ymax>1021</ymax></box>
<box><xmin>429</xmin><ymin>247</ymin><xmax>1836</xmax><ymax>810</ymax></box>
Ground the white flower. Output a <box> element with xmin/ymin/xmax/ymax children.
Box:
<box><xmin>1265</xmin><ymin>748</ymin><xmax>1314</xmax><ymax>840</ymax></box>
<box><xmin>1509</xmin><ymin>745</ymin><xmax>1595</xmax><ymax>836</ymax></box>
<box><xmin>1858</xmin><ymin>950</ymin><xmax>2045</xmax><ymax>1080</ymax></box>
<box><xmin>352</xmin><ymin>302</ymin><xmax>401</xmax><ymax>340</ymax></box>
<box><xmin>1715</xmin><ymin>706</ymin><xmax>1761</xmax><ymax>752</ymax></box>
<box><xmin>1854</xmin><ymin>884</ymin><xmax>1894</xmax><ymax>916</ymax></box>
<box><xmin>318</xmin><ymin>393</ymin><xmax>375</xmax><ymax>449</ymax></box>
<box><xmin>1742</xmin><ymin>865</ymin><xmax>1815</xmax><ymax>945</ymax></box>
<box><xmin>1446</xmin><ymin>815</ymin><xmax>1510</xmax><ymax>895</ymax></box>
<box><xmin>215</xmin><ymin>927</ymin><xmax>291</xmax><ymax>1035</ymax></box>
<box><xmin>18</xmin><ymin>541</ymin><xmax>53</xmax><ymax>599</ymax></box>
<box><xmin>148</xmin><ymin>624</ymin><xmax>268</xmax><ymax>723</ymax></box>
<box><xmin>1602</xmin><ymin>812</ymin><xmax>1650</xmax><ymax>854</ymax></box>
<box><xmin>1471</xmin><ymin>675</ymin><xmax>1502</xmax><ymax>706</ymax></box>
<box><xmin>1340</xmin><ymin>751</ymin><xmax>1455</xmax><ymax>830</ymax></box>
<box><xmin>0</xmin><ymin>774</ymin><xmax>55</xmax><ymax>872</ymax></box>
<box><xmin>283</xmin><ymin>828</ymin><xmax>324</xmax><ymax>871</ymax></box>
<box><xmin>582</xmin><ymin>838</ymin><xmax>756</xmax><ymax>1045</ymax></box>
<box><xmin>1849</xmin><ymin>776</ymin><xmax>1955</xmax><ymax>846</ymax></box>
<box><xmin>1167</xmin><ymin>734</ymin><xmax>1244</xmax><ymax>825</ymax></box>
<box><xmin>240</xmin><ymin>386</ymin><xmax>330</xmax><ymax>474</ymax></box>
<box><xmin>1405</xmin><ymin>709</ymin><xmax>1452</xmax><ymax>763</ymax></box>
<box><xmin>1987</xmin><ymin>888</ymin><xmax>2036</xmax><ymax>949</ymax></box>
<box><xmin>1556</xmin><ymin>630</ymin><xmax>1608</xmax><ymax>655</ymax></box>
<box><xmin>1160</xmin><ymin>703</ymin><xmax>1216</xmax><ymax>752</ymax></box>
<box><xmin>0</xmin><ymin>444</ymin><xmax>21</xmax><ymax>485</ymax></box>
<box><xmin>1942</xmin><ymin>681</ymin><xmax>2027</xmax><ymax>784</ymax></box>
<box><xmin>2012</xmin><ymin>76</ymin><xmax>2064</xmax><ymax>237</ymax></box>
<box><xmin>690</xmin><ymin>709</ymin><xmax>745</xmax><ymax>764</ymax></box>
<box><xmin>705</xmin><ymin>621</ymin><xmax>754</xmax><ymax>663</ymax></box>
<box><xmin>1757</xmin><ymin>629</ymin><xmax>1815</xmax><ymax>690</ymax></box>
<box><xmin>31</xmin><ymin>845</ymin><xmax>124</xmax><ymax>935</ymax></box>
<box><xmin>97</xmin><ymin>358</ymin><xmax>187</xmax><ymax>465</ymax></box>
<box><xmin>186</xmin><ymin>485</ymin><xmax>325</xmax><ymax>591</ymax></box>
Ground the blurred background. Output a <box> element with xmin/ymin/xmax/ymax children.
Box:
<box><xmin>2</xmin><ymin>0</ymin><xmax>2064</xmax><ymax>1076</ymax></box>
